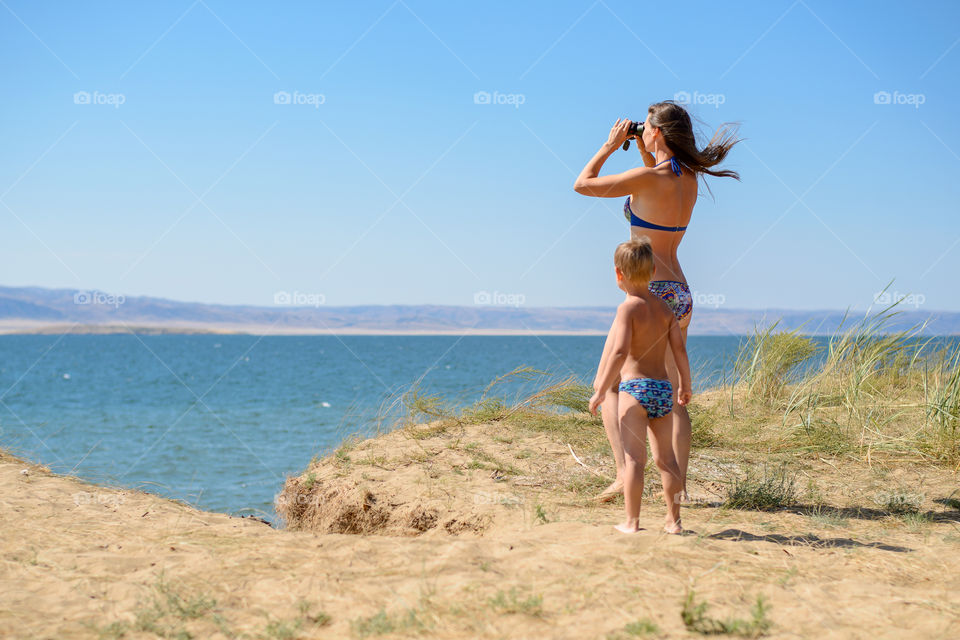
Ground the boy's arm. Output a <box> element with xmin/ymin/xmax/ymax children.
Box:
<box><xmin>667</xmin><ymin>315</ymin><xmax>692</xmax><ymax>405</ymax></box>
<box><xmin>589</xmin><ymin>304</ymin><xmax>632</xmax><ymax>414</ymax></box>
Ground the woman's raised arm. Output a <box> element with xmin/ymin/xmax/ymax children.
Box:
<box><xmin>574</xmin><ymin>118</ymin><xmax>653</xmax><ymax>197</ymax></box>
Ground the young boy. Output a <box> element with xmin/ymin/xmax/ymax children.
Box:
<box><xmin>588</xmin><ymin>237</ymin><xmax>692</xmax><ymax>534</ymax></box>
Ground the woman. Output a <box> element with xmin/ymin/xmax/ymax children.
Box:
<box><xmin>573</xmin><ymin>100</ymin><xmax>740</xmax><ymax>501</ymax></box>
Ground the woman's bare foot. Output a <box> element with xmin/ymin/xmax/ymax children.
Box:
<box><xmin>663</xmin><ymin>519</ymin><xmax>683</xmax><ymax>535</ymax></box>
<box><xmin>596</xmin><ymin>479</ymin><xmax>623</xmax><ymax>503</ymax></box>
<box><xmin>614</xmin><ymin>521</ymin><xmax>643</xmax><ymax>534</ymax></box>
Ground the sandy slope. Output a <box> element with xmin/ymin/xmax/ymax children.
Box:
<box><xmin>2</xmin><ymin>418</ymin><xmax>959</xmax><ymax>638</ymax></box>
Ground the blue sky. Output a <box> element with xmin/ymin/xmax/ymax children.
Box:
<box><xmin>1</xmin><ymin>0</ymin><xmax>958</xmax><ymax>311</ymax></box>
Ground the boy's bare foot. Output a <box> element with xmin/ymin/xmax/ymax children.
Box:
<box><xmin>596</xmin><ymin>480</ymin><xmax>623</xmax><ymax>503</ymax></box>
<box><xmin>614</xmin><ymin>521</ymin><xmax>643</xmax><ymax>534</ymax></box>
<box><xmin>663</xmin><ymin>519</ymin><xmax>683</xmax><ymax>535</ymax></box>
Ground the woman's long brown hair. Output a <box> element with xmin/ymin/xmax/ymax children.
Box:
<box><xmin>647</xmin><ymin>101</ymin><xmax>741</xmax><ymax>180</ymax></box>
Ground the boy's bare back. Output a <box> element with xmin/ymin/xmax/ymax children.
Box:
<box><xmin>618</xmin><ymin>291</ymin><xmax>680</xmax><ymax>382</ymax></box>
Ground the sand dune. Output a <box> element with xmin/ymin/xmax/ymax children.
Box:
<box><xmin>2</xmin><ymin>397</ymin><xmax>959</xmax><ymax>638</ymax></box>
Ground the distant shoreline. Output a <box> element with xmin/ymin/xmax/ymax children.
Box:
<box><xmin>3</xmin><ymin>285</ymin><xmax>959</xmax><ymax>336</ymax></box>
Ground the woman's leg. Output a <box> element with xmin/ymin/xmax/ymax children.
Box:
<box><xmin>595</xmin><ymin>318</ymin><xmax>624</xmax><ymax>497</ymax></box>
<box><xmin>664</xmin><ymin>324</ymin><xmax>691</xmax><ymax>499</ymax></box>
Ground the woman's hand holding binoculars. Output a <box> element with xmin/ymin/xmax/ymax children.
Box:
<box><xmin>606</xmin><ymin>118</ymin><xmax>647</xmax><ymax>153</ymax></box>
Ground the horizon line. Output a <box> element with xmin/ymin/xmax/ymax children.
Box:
<box><xmin>0</xmin><ymin>284</ymin><xmax>950</xmax><ymax>315</ymax></box>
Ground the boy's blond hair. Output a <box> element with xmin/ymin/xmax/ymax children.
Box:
<box><xmin>614</xmin><ymin>236</ymin><xmax>655</xmax><ymax>283</ymax></box>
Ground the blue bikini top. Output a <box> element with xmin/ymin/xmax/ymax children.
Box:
<box><xmin>624</xmin><ymin>156</ymin><xmax>687</xmax><ymax>232</ymax></box>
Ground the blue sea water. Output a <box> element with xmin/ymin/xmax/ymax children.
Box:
<box><xmin>0</xmin><ymin>334</ymin><xmax>953</xmax><ymax>522</ymax></box>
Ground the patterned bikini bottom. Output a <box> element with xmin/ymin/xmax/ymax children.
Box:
<box><xmin>648</xmin><ymin>280</ymin><xmax>692</xmax><ymax>323</ymax></box>
<box><xmin>618</xmin><ymin>377</ymin><xmax>674</xmax><ymax>419</ymax></box>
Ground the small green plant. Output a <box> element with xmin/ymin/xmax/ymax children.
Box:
<box><xmin>900</xmin><ymin>511</ymin><xmax>933</xmax><ymax>531</ymax></box>
<box><xmin>681</xmin><ymin>590</ymin><xmax>772</xmax><ymax>637</ymax></box>
<box><xmin>258</xmin><ymin>599</ymin><xmax>331</xmax><ymax>640</ymax></box>
<box><xmin>534</xmin><ymin>503</ymin><xmax>549</xmax><ymax>524</ymax></box>
<box><xmin>261</xmin><ymin>617</ymin><xmax>302</xmax><ymax>639</ymax></box>
<box><xmin>351</xmin><ymin>609</ymin><xmax>393</xmax><ymax>637</ymax></box>
<box><xmin>303</xmin><ymin>472</ymin><xmax>317</xmax><ymax>490</ymax></box>
<box><xmin>117</xmin><ymin>574</ymin><xmax>219</xmax><ymax>638</ymax></box>
<box><xmin>461</xmin><ymin>397</ymin><xmax>509</xmax><ymax>422</ymax></box>
<box><xmin>724</xmin><ymin>463</ymin><xmax>797</xmax><ymax>511</ymax></box>
<box><xmin>488</xmin><ymin>588</ymin><xmax>544</xmax><ymax>616</ymax></box>
<box><xmin>538</xmin><ymin>379</ymin><xmax>593</xmax><ymax>413</ymax></box>
<box><xmin>808</xmin><ymin>506</ymin><xmax>848</xmax><ymax>528</ymax></box>
<box><xmin>565</xmin><ymin>473</ymin><xmax>612</xmax><ymax>496</ymax></box>
<box><xmin>97</xmin><ymin>621</ymin><xmax>128</xmax><ymax>639</ymax></box>
<box><xmin>464</xmin><ymin>447</ymin><xmax>521</xmax><ymax>474</ymax></box>
<box><xmin>403</xmin><ymin>386</ymin><xmax>455</xmax><ymax>422</ymax></box>
<box><xmin>876</xmin><ymin>490</ymin><xmax>922</xmax><ymax>514</ymax></box>
<box><xmin>356</xmin><ymin>454</ymin><xmax>388</xmax><ymax>467</ymax></box>
<box><xmin>791</xmin><ymin>418</ymin><xmax>853</xmax><ymax>455</ymax></box>
<box><xmin>624</xmin><ymin>618</ymin><xmax>660</xmax><ymax>635</ymax></box>
<box><xmin>350</xmin><ymin>607</ymin><xmax>424</xmax><ymax>637</ymax></box>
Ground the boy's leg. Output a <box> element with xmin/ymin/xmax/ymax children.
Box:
<box><xmin>615</xmin><ymin>390</ymin><xmax>648</xmax><ymax>533</ymax></box>
<box><xmin>647</xmin><ymin>414</ymin><xmax>683</xmax><ymax>532</ymax></box>
<box><xmin>664</xmin><ymin>324</ymin><xmax>691</xmax><ymax>499</ymax></box>
<box><xmin>596</xmin><ymin>319</ymin><xmax>625</xmax><ymax>497</ymax></box>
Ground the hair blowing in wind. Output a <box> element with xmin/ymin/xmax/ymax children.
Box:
<box><xmin>648</xmin><ymin>100</ymin><xmax>741</xmax><ymax>180</ymax></box>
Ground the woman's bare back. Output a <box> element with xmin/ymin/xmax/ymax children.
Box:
<box><xmin>628</xmin><ymin>164</ymin><xmax>699</xmax><ymax>283</ymax></box>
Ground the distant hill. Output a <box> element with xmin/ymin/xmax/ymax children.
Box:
<box><xmin>0</xmin><ymin>285</ymin><xmax>957</xmax><ymax>335</ymax></box>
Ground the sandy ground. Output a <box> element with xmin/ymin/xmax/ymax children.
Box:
<box><xmin>2</xmin><ymin>417</ymin><xmax>959</xmax><ymax>639</ymax></box>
